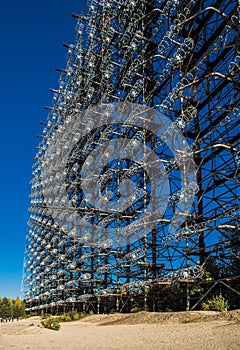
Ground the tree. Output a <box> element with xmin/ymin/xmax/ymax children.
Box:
<box><xmin>13</xmin><ymin>297</ymin><xmax>25</xmax><ymax>318</ymax></box>
<box><xmin>0</xmin><ymin>297</ymin><xmax>25</xmax><ymax>319</ymax></box>
<box><xmin>0</xmin><ymin>297</ymin><xmax>12</xmax><ymax>319</ymax></box>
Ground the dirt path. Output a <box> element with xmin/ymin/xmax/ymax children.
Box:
<box><xmin>1</xmin><ymin>312</ymin><xmax>240</xmax><ymax>350</ymax></box>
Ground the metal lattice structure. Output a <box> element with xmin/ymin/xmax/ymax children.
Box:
<box><xmin>23</xmin><ymin>0</ymin><xmax>240</xmax><ymax>314</ymax></box>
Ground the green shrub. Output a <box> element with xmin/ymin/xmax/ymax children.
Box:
<box><xmin>57</xmin><ymin>311</ymin><xmax>84</xmax><ymax>322</ymax></box>
<box><xmin>67</xmin><ymin>310</ymin><xmax>80</xmax><ymax>320</ymax></box>
<box><xmin>72</xmin><ymin>312</ymin><xmax>80</xmax><ymax>321</ymax></box>
<box><xmin>59</xmin><ymin>314</ymin><xmax>72</xmax><ymax>322</ymax></box>
<box><xmin>41</xmin><ymin>317</ymin><xmax>61</xmax><ymax>331</ymax></box>
<box><xmin>202</xmin><ymin>294</ymin><xmax>230</xmax><ymax>312</ymax></box>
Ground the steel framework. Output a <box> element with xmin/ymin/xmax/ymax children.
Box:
<box><xmin>23</xmin><ymin>0</ymin><xmax>239</xmax><ymax>314</ymax></box>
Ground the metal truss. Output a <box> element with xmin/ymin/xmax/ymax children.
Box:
<box><xmin>23</xmin><ymin>0</ymin><xmax>239</xmax><ymax>313</ymax></box>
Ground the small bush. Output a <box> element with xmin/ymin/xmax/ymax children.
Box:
<box><xmin>41</xmin><ymin>317</ymin><xmax>61</xmax><ymax>331</ymax></box>
<box><xmin>59</xmin><ymin>314</ymin><xmax>72</xmax><ymax>322</ymax></box>
<box><xmin>202</xmin><ymin>294</ymin><xmax>230</xmax><ymax>312</ymax></box>
<box><xmin>67</xmin><ymin>310</ymin><xmax>81</xmax><ymax>320</ymax></box>
<box><xmin>63</xmin><ymin>314</ymin><xmax>72</xmax><ymax>322</ymax></box>
<box><xmin>72</xmin><ymin>312</ymin><xmax>81</xmax><ymax>321</ymax></box>
<box><xmin>56</xmin><ymin>311</ymin><xmax>85</xmax><ymax>322</ymax></box>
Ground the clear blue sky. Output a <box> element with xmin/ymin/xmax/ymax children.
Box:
<box><xmin>0</xmin><ymin>0</ymin><xmax>84</xmax><ymax>299</ymax></box>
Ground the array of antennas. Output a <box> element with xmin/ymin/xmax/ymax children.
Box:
<box><xmin>23</xmin><ymin>0</ymin><xmax>239</xmax><ymax>312</ymax></box>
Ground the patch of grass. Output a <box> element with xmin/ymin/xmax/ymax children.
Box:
<box><xmin>41</xmin><ymin>317</ymin><xmax>60</xmax><ymax>331</ymax></box>
<box><xmin>202</xmin><ymin>294</ymin><xmax>230</xmax><ymax>312</ymax></box>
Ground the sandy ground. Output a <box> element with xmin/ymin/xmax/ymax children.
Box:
<box><xmin>1</xmin><ymin>311</ymin><xmax>240</xmax><ymax>350</ymax></box>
